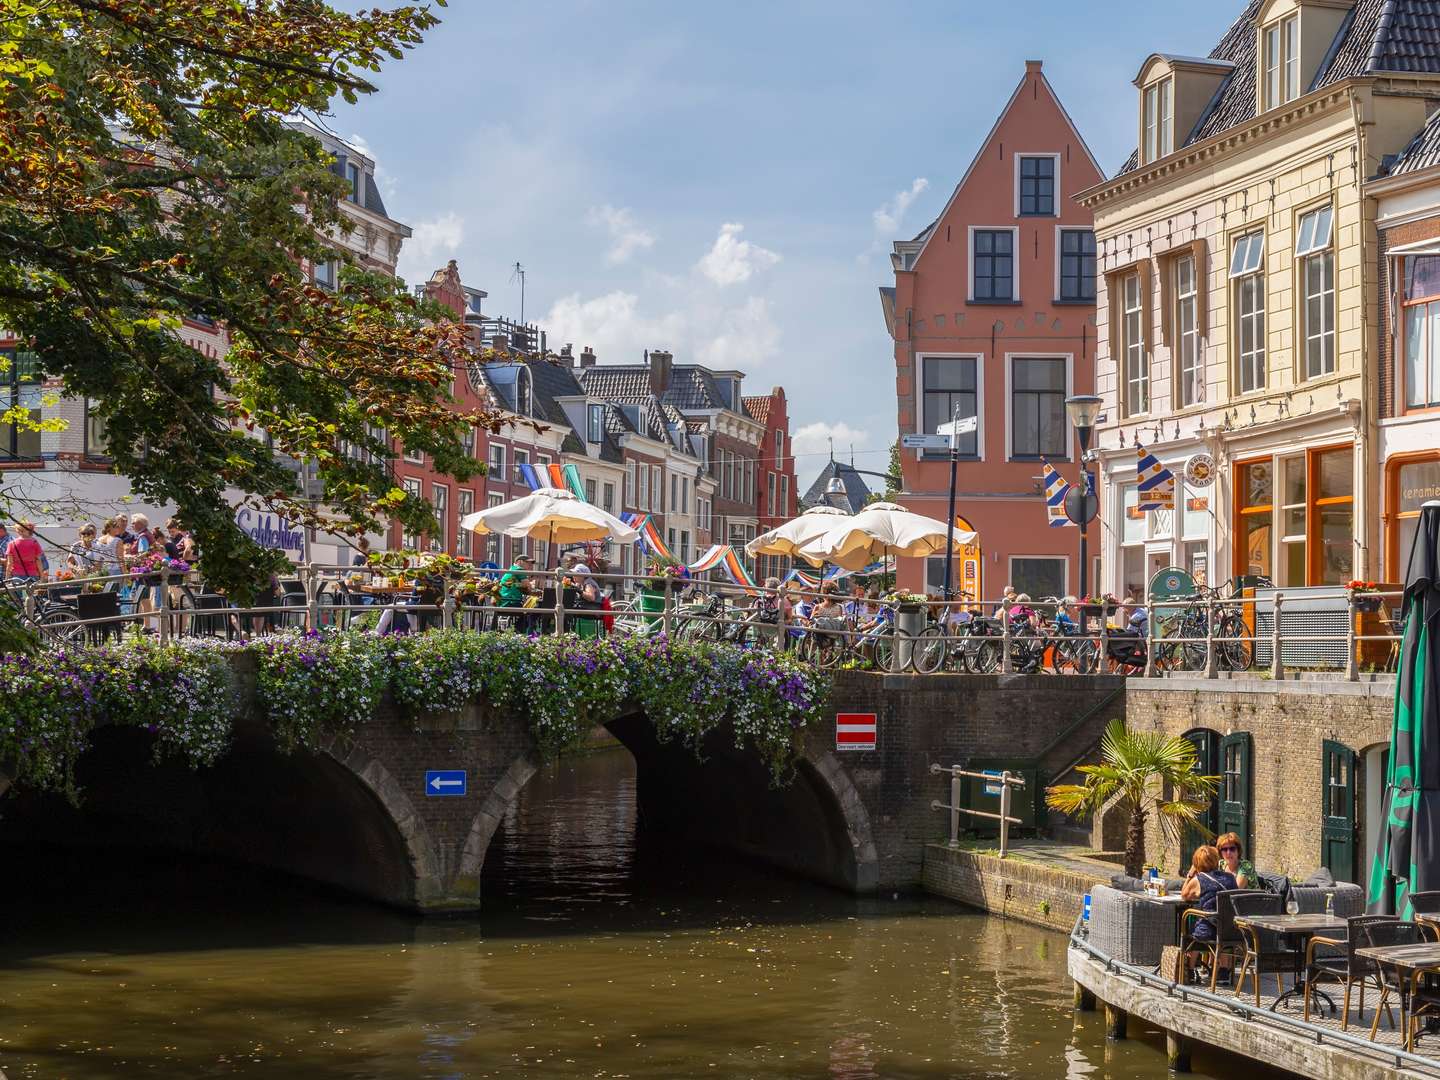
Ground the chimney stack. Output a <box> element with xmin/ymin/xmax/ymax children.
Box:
<box><xmin>560</xmin><ymin>343</ymin><xmax>574</xmax><ymax>366</ymax></box>
<box><xmin>649</xmin><ymin>349</ymin><xmax>673</xmax><ymax>395</ymax></box>
<box><xmin>580</xmin><ymin>345</ymin><xmax>597</xmax><ymax>368</ymax></box>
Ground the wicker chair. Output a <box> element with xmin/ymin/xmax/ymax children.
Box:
<box><xmin>1304</xmin><ymin>915</ymin><xmax>1400</xmax><ymax>1028</ymax></box>
<box><xmin>1404</xmin><ymin>963</ymin><xmax>1440</xmax><ymax>1052</ymax></box>
<box><xmin>1290</xmin><ymin>881</ymin><xmax>1364</xmax><ymax>917</ymax></box>
<box><xmin>1409</xmin><ymin>891</ymin><xmax>1440</xmax><ymax>941</ymax></box>
<box><xmin>1181</xmin><ymin>889</ymin><xmax>1268</xmax><ymax>992</ymax></box>
<box><xmin>1087</xmin><ymin>885</ymin><xmax>1178</xmax><ymax>967</ymax></box>
<box><xmin>1229</xmin><ymin>893</ymin><xmax>1301</xmax><ymax>1005</ymax></box>
<box><xmin>1362</xmin><ymin>920</ymin><xmax>1427</xmax><ymax>1041</ymax></box>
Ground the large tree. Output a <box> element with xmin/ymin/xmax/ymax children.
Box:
<box><xmin>0</xmin><ymin>0</ymin><xmax>501</xmax><ymax>594</ymax></box>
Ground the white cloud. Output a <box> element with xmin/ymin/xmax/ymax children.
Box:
<box><xmin>396</xmin><ymin>211</ymin><xmax>466</xmax><ymax>286</ymax></box>
<box><xmin>872</xmin><ymin>178</ymin><xmax>930</xmax><ymax>238</ymax></box>
<box><xmin>792</xmin><ymin>421</ymin><xmax>873</xmax><ymax>465</ymax></box>
<box><xmin>697</xmin><ymin>296</ymin><xmax>780</xmax><ymax>368</ymax></box>
<box><xmin>587</xmin><ymin>205</ymin><xmax>656</xmax><ymax>264</ymax></box>
<box><xmin>696</xmin><ymin>222</ymin><xmax>781</xmax><ymax>287</ymax></box>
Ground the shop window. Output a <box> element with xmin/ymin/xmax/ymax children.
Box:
<box><xmin>1389</xmin><ymin>456</ymin><xmax>1440</xmax><ymax>575</ymax></box>
<box><xmin>1234</xmin><ymin>447</ymin><xmax>1354</xmax><ymax>587</ymax></box>
<box><xmin>1313</xmin><ymin>447</ymin><xmax>1354</xmax><ymax>585</ymax></box>
<box><xmin>1010</xmin><ymin>556</ymin><xmax>1066</xmax><ymax>601</ymax></box>
<box><xmin>1236</xmin><ymin>460</ymin><xmax>1274</xmax><ymax>582</ymax></box>
<box><xmin>1280</xmin><ymin>454</ymin><xmax>1307</xmax><ymax>587</ymax></box>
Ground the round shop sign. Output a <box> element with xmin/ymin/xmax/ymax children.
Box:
<box><xmin>1184</xmin><ymin>453</ymin><xmax>1216</xmax><ymax>489</ymax></box>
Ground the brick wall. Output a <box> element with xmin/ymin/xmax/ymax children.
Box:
<box><xmin>921</xmin><ymin>845</ymin><xmax>1100</xmax><ymax>933</ymax></box>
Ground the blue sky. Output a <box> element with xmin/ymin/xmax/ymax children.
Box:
<box><xmin>331</xmin><ymin>1</ymin><xmax>1241</xmax><ymax>490</ymax></box>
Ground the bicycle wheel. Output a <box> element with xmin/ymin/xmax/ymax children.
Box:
<box><xmin>1217</xmin><ymin>614</ymin><xmax>1254</xmax><ymax>671</ymax></box>
<box><xmin>39</xmin><ymin>607</ymin><xmax>86</xmax><ymax>648</ymax></box>
<box><xmin>964</xmin><ymin>633</ymin><xmax>1000</xmax><ymax>674</ymax></box>
<box><xmin>911</xmin><ymin>625</ymin><xmax>948</xmax><ymax>675</ymax></box>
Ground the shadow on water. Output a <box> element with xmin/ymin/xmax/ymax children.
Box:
<box><xmin>0</xmin><ymin>746</ymin><xmax>1295</xmax><ymax>1079</ymax></box>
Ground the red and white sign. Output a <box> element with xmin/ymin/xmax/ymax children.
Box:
<box><xmin>836</xmin><ymin>713</ymin><xmax>877</xmax><ymax>752</ymax></box>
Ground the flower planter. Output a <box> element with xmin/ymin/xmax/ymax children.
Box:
<box><xmin>1354</xmin><ymin>594</ymin><xmax>1383</xmax><ymax>613</ymax></box>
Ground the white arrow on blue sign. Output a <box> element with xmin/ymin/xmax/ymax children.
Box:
<box><xmin>425</xmin><ymin>769</ymin><xmax>467</xmax><ymax>797</ymax></box>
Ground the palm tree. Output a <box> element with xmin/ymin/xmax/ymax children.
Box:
<box><xmin>1046</xmin><ymin>719</ymin><xmax>1219</xmax><ymax>878</ymax></box>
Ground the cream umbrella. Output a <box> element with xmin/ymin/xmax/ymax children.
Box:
<box><xmin>797</xmin><ymin>502</ymin><xmax>977</xmax><ymax>572</ymax></box>
<box><xmin>745</xmin><ymin>505</ymin><xmax>851</xmax><ymax>568</ymax></box>
<box><xmin>460</xmin><ymin>487</ymin><xmax>639</xmax><ymax>566</ymax></box>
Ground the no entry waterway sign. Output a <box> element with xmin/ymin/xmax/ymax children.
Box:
<box><xmin>835</xmin><ymin>713</ymin><xmax>877</xmax><ymax>751</ymax></box>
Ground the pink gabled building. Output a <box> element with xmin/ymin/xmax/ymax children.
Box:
<box><xmin>881</xmin><ymin>60</ymin><xmax>1103</xmax><ymax>603</ymax></box>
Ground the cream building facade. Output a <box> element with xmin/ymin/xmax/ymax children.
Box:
<box><xmin>1079</xmin><ymin>0</ymin><xmax>1440</xmax><ymax>599</ymax></box>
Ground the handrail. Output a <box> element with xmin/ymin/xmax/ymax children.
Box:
<box><xmin>930</xmin><ymin>764</ymin><xmax>1025</xmax><ymax>857</ymax></box>
<box><xmin>1069</xmin><ymin>911</ymin><xmax>1440</xmax><ymax>1074</ymax></box>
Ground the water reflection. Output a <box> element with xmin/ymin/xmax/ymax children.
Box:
<box><xmin>0</xmin><ymin>748</ymin><xmax>1289</xmax><ymax>1078</ymax></box>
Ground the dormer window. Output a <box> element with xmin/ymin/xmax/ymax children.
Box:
<box><xmin>1143</xmin><ymin>78</ymin><xmax>1173</xmax><ymax>164</ymax></box>
<box><xmin>1262</xmin><ymin>14</ymin><xmax>1299</xmax><ymax>110</ymax></box>
<box><xmin>345</xmin><ymin>161</ymin><xmax>361</xmax><ymax>203</ymax></box>
<box><xmin>587</xmin><ymin>403</ymin><xmax>604</xmax><ymax>444</ymax></box>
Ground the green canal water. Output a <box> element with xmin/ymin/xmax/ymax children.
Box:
<box><xmin>0</xmin><ymin>749</ymin><xmax>1290</xmax><ymax>1078</ymax></box>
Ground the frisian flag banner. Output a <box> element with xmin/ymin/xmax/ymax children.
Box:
<box><xmin>1041</xmin><ymin>459</ymin><xmax>1074</xmax><ymax>528</ymax></box>
<box><xmin>1136</xmin><ymin>443</ymin><xmax>1176</xmax><ymax>512</ymax></box>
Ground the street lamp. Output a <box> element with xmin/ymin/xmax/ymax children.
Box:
<box><xmin>1064</xmin><ymin>395</ymin><xmax>1103</xmax><ymax>601</ymax></box>
<box><xmin>823</xmin><ymin>475</ymin><xmax>848</xmax><ymax>510</ymax></box>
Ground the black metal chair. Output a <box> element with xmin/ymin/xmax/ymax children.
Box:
<box><xmin>1229</xmin><ymin>893</ymin><xmax>1301</xmax><ymax>1005</ymax></box>
<box><xmin>1181</xmin><ymin>889</ymin><xmax>1267</xmax><ymax>992</ymax></box>
<box><xmin>1362</xmin><ymin>920</ymin><xmax>1427</xmax><ymax>1041</ymax></box>
<box><xmin>1304</xmin><ymin>914</ymin><xmax>1399</xmax><ymax>1027</ymax></box>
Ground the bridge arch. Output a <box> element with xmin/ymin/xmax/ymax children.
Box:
<box><xmin>457</xmin><ymin>712</ymin><xmax>880</xmax><ymax>899</ymax></box>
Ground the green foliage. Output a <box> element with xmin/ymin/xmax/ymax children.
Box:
<box><xmin>1046</xmin><ymin>719</ymin><xmax>1218</xmax><ymax>878</ymax></box>
<box><xmin>0</xmin><ymin>630</ymin><xmax>832</xmax><ymax>798</ymax></box>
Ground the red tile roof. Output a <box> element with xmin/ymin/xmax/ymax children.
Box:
<box><xmin>742</xmin><ymin>395</ymin><xmax>771</xmax><ymax>424</ymax></box>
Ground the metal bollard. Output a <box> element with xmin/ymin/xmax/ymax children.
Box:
<box><xmin>554</xmin><ymin>570</ymin><xmax>565</xmax><ymax>636</ymax></box>
<box><xmin>1001</xmin><ymin>607</ymin><xmax>1013</xmax><ymax>674</ymax></box>
<box><xmin>775</xmin><ymin>584</ymin><xmax>787</xmax><ymax>652</ymax></box>
<box><xmin>1099</xmin><ymin>613</ymin><xmax>1109</xmax><ymax>676</ymax></box>
<box><xmin>950</xmin><ymin>767</ymin><xmax>961</xmax><ymax>848</ymax></box>
<box><xmin>158</xmin><ymin>573</ymin><xmax>171</xmax><ymax>642</ymax></box>
<box><xmin>304</xmin><ymin>562</ymin><xmax>319</xmax><ymax>631</ymax></box>
<box><xmin>442</xmin><ymin>591</ymin><xmax>456</xmax><ymax>631</ymax></box>
<box><xmin>661</xmin><ymin>576</ymin><xmax>673</xmax><ymax>640</ymax></box>
<box><xmin>1271</xmin><ymin>592</ymin><xmax>1285</xmax><ymax>681</ymax></box>
<box><xmin>1346</xmin><ymin>590</ymin><xmax>1360</xmax><ymax>682</ymax></box>
<box><xmin>1143</xmin><ymin>604</ymin><xmax>1155</xmax><ymax>678</ymax></box>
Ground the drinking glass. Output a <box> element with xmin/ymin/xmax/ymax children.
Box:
<box><xmin>1286</xmin><ymin>896</ymin><xmax>1300</xmax><ymax>916</ymax></box>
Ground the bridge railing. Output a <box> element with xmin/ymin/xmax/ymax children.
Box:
<box><xmin>0</xmin><ymin>568</ymin><xmax>1408</xmax><ymax>681</ymax></box>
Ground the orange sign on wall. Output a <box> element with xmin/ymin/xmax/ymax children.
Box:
<box><xmin>955</xmin><ymin>515</ymin><xmax>982</xmax><ymax>601</ymax></box>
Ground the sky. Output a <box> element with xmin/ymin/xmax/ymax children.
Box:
<box><xmin>330</xmin><ymin>0</ymin><xmax>1242</xmax><ymax>492</ymax></box>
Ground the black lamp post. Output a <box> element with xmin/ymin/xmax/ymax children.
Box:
<box><xmin>1064</xmin><ymin>395</ymin><xmax>1103</xmax><ymax>600</ymax></box>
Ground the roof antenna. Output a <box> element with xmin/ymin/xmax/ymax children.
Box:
<box><xmin>850</xmin><ymin>443</ymin><xmax>855</xmax><ymax>466</ymax></box>
<box><xmin>510</xmin><ymin>261</ymin><xmax>526</xmax><ymax>324</ymax></box>
<box><xmin>828</xmin><ymin>435</ymin><xmax>835</xmax><ymax>462</ymax></box>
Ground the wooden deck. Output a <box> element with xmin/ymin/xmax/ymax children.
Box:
<box><xmin>1070</xmin><ymin>940</ymin><xmax>1440</xmax><ymax>1079</ymax></box>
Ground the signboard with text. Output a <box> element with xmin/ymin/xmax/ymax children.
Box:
<box><xmin>836</xmin><ymin>713</ymin><xmax>877</xmax><ymax>752</ymax></box>
<box><xmin>235</xmin><ymin>508</ymin><xmax>306</xmax><ymax>562</ymax></box>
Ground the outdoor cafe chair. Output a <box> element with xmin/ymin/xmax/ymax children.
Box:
<box><xmin>1409</xmin><ymin>892</ymin><xmax>1440</xmax><ymax>940</ymax></box>
<box><xmin>1228</xmin><ymin>894</ymin><xmax>1304</xmax><ymax>1005</ymax></box>
<box><xmin>1304</xmin><ymin>915</ymin><xmax>1399</xmax><ymax>1028</ymax></box>
<box><xmin>1181</xmin><ymin>889</ymin><xmax>1267</xmax><ymax>992</ymax></box>
<box><xmin>1404</xmin><ymin>962</ymin><xmax>1440</xmax><ymax>1052</ymax></box>
<box><xmin>1362</xmin><ymin>920</ymin><xmax>1427</xmax><ymax>1041</ymax></box>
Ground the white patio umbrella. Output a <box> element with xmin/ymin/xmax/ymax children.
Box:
<box><xmin>745</xmin><ymin>505</ymin><xmax>851</xmax><ymax>568</ymax></box>
<box><xmin>797</xmin><ymin>501</ymin><xmax>977</xmax><ymax>572</ymax></box>
<box><xmin>460</xmin><ymin>487</ymin><xmax>639</xmax><ymax>566</ymax></box>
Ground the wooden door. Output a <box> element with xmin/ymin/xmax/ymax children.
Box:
<box><xmin>1322</xmin><ymin>739</ymin><xmax>1358</xmax><ymax>883</ymax></box>
<box><xmin>1218</xmin><ymin>732</ymin><xmax>1252</xmax><ymax>855</ymax></box>
<box><xmin>1179</xmin><ymin>729</ymin><xmax>1220</xmax><ymax>873</ymax></box>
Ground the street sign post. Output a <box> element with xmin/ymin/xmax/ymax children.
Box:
<box><xmin>936</xmin><ymin>416</ymin><xmax>978</xmax><ymax>437</ymax></box>
<box><xmin>425</xmin><ymin>769</ymin><xmax>468</xmax><ymax>797</ymax></box>
<box><xmin>900</xmin><ymin>433</ymin><xmax>950</xmax><ymax>451</ymax></box>
<box><xmin>835</xmin><ymin>713</ymin><xmax>877</xmax><ymax>751</ymax></box>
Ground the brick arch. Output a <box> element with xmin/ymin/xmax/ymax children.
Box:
<box><xmin>800</xmin><ymin>748</ymin><xmax>880</xmax><ymax>892</ymax></box>
<box><xmin>320</xmin><ymin>739</ymin><xmax>446</xmax><ymax>908</ymax></box>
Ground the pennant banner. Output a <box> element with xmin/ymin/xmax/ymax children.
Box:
<box><xmin>561</xmin><ymin>462</ymin><xmax>588</xmax><ymax>501</ymax></box>
<box><xmin>518</xmin><ymin>462</ymin><xmax>542</xmax><ymax>491</ymax></box>
<box><xmin>1042</xmin><ymin>459</ymin><xmax>1075</xmax><ymax>528</ymax></box>
<box><xmin>1136</xmin><ymin>444</ymin><xmax>1176</xmax><ymax>512</ymax></box>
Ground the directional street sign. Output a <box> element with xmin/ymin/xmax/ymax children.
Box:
<box><xmin>936</xmin><ymin>415</ymin><xmax>978</xmax><ymax>437</ymax></box>
<box><xmin>425</xmin><ymin>769</ymin><xmax>468</xmax><ymax>797</ymax></box>
<box><xmin>900</xmin><ymin>434</ymin><xmax>950</xmax><ymax>451</ymax></box>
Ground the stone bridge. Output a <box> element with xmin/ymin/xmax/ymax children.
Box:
<box><xmin>0</xmin><ymin>669</ymin><xmax>1127</xmax><ymax>912</ymax></box>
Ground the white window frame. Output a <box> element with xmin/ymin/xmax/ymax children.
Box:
<box><xmin>431</xmin><ymin>483</ymin><xmax>449</xmax><ymax>553</ymax></box>
<box><xmin>1297</xmin><ymin>205</ymin><xmax>1335</xmax><ymax>380</ymax></box>
<box><xmin>638</xmin><ymin>463</ymin><xmax>650</xmax><ymax>511</ymax></box>
<box><xmin>602</xmin><ymin>481</ymin><xmax>615</xmax><ymax>514</ymax></box>
<box><xmin>780</xmin><ymin>476</ymin><xmax>789</xmax><ymax>518</ymax></box>
<box><xmin>1004</xmin><ymin>352</ymin><xmax>1074</xmax><ymax>462</ymax></box>
<box><xmin>403</xmin><ymin>443</ymin><xmax>425</xmax><ymax>466</ymax></box>
<box><xmin>487</xmin><ymin>442</ymin><xmax>506</xmax><ymax>478</ymax></box>
<box><xmin>1231</xmin><ymin>231</ymin><xmax>1267</xmax><ymax>394</ymax></box>
<box><xmin>1122</xmin><ymin>273</ymin><xmax>1148</xmax><ymax>417</ymax></box>
<box><xmin>917</xmin><ymin>353</ymin><xmax>985</xmax><ymax>461</ymax></box>
<box><xmin>967</xmin><ymin>226</ymin><xmax>1020</xmax><ymax>304</ymax></box>
<box><xmin>1014</xmin><ymin>153</ymin><xmax>1061</xmax><ymax>218</ymax></box>
<box><xmin>624</xmin><ymin>462</ymin><xmax>635</xmax><ymax>508</ymax></box>
<box><xmin>1143</xmin><ymin>78</ymin><xmax>1173</xmax><ymax>163</ymax></box>
<box><xmin>401</xmin><ymin>476</ymin><xmax>423</xmax><ymax>550</ymax></box>
<box><xmin>652</xmin><ymin>465</ymin><xmax>663</xmax><ymax>513</ymax></box>
<box><xmin>457</xmin><ymin>489</ymin><xmax>474</xmax><ymax>558</ymax></box>
<box><xmin>1175</xmin><ymin>253</ymin><xmax>1202</xmax><ymax>408</ymax></box>
<box><xmin>1263</xmin><ymin>15</ymin><xmax>1300</xmax><ymax>111</ymax></box>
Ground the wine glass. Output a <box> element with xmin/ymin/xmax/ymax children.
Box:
<box><xmin>1286</xmin><ymin>895</ymin><xmax>1300</xmax><ymax>916</ymax></box>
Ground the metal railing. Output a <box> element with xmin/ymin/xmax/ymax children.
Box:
<box><xmin>930</xmin><ymin>764</ymin><xmax>1025</xmax><ymax>857</ymax></box>
<box><xmin>0</xmin><ymin>568</ymin><xmax>1410</xmax><ymax>682</ymax></box>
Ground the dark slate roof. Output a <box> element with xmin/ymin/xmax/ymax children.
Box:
<box><xmin>1382</xmin><ymin>104</ymin><xmax>1440</xmax><ymax>174</ymax></box>
<box><xmin>801</xmin><ymin>460</ymin><xmax>872</xmax><ymax>516</ymax></box>
<box><xmin>577</xmin><ymin>364</ymin><xmax>730</xmax><ymax>413</ymax></box>
<box><xmin>363</xmin><ymin>173</ymin><xmax>388</xmax><ymax>218</ymax></box>
<box><xmin>1115</xmin><ymin>0</ymin><xmax>1440</xmax><ymax>178</ymax></box>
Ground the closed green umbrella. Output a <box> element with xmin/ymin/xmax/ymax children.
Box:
<box><xmin>1369</xmin><ymin>500</ymin><xmax>1440</xmax><ymax>916</ymax></box>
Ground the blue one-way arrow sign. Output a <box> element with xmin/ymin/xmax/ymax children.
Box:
<box><xmin>425</xmin><ymin>769</ymin><xmax>467</xmax><ymax>797</ymax></box>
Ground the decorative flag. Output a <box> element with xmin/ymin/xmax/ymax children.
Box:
<box><xmin>546</xmin><ymin>462</ymin><xmax>567</xmax><ymax>490</ymax></box>
<box><xmin>1136</xmin><ymin>444</ymin><xmax>1176</xmax><ymax>512</ymax></box>
<box><xmin>561</xmin><ymin>463</ymin><xmax>588</xmax><ymax>501</ymax></box>
<box><xmin>683</xmin><ymin>543</ymin><xmax>758</xmax><ymax>594</ymax></box>
<box><xmin>518</xmin><ymin>462</ymin><xmax>543</xmax><ymax>491</ymax></box>
<box><xmin>1042</xmin><ymin>459</ymin><xmax>1074</xmax><ymax>528</ymax></box>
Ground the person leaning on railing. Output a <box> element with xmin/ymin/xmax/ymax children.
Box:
<box><xmin>4</xmin><ymin>519</ymin><xmax>49</xmax><ymax>585</ymax></box>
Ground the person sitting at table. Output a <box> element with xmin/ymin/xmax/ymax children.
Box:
<box><xmin>1180</xmin><ymin>844</ymin><xmax>1238</xmax><ymax>981</ymax></box>
<box><xmin>1215</xmin><ymin>832</ymin><xmax>1252</xmax><ymax>889</ymax></box>
<box><xmin>497</xmin><ymin>555</ymin><xmax>537</xmax><ymax>631</ymax></box>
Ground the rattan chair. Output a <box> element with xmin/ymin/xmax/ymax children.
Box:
<box><xmin>1409</xmin><ymin>891</ymin><xmax>1440</xmax><ymax>941</ymax></box>
<box><xmin>1362</xmin><ymin>920</ymin><xmax>1427</xmax><ymax>1041</ymax></box>
<box><xmin>1304</xmin><ymin>914</ymin><xmax>1399</xmax><ymax>1027</ymax></box>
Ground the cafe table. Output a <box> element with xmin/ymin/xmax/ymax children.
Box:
<box><xmin>1234</xmin><ymin>913</ymin><xmax>1348</xmax><ymax>1014</ymax></box>
<box><xmin>1354</xmin><ymin>941</ymin><xmax>1440</xmax><ymax>1049</ymax></box>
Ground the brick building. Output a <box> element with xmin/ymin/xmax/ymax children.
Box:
<box><xmin>742</xmin><ymin>387</ymin><xmax>798</xmax><ymax>581</ymax></box>
<box><xmin>881</xmin><ymin>60</ymin><xmax>1103</xmax><ymax>602</ymax></box>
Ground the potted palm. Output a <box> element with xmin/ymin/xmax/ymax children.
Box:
<box><xmin>1046</xmin><ymin>719</ymin><xmax>1218</xmax><ymax>879</ymax></box>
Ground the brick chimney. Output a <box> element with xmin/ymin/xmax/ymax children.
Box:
<box><xmin>559</xmin><ymin>343</ymin><xmax>574</xmax><ymax>366</ymax></box>
<box><xmin>649</xmin><ymin>349</ymin><xmax>673</xmax><ymax>395</ymax></box>
<box><xmin>580</xmin><ymin>345</ymin><xmax>597</xmax><ymax>368</ymax></box>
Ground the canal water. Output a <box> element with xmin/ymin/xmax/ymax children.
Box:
<box><xmin>0</xmin><ymin>748</ymin><xmax>1289</xmax><ymax>1078</ymax></box>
